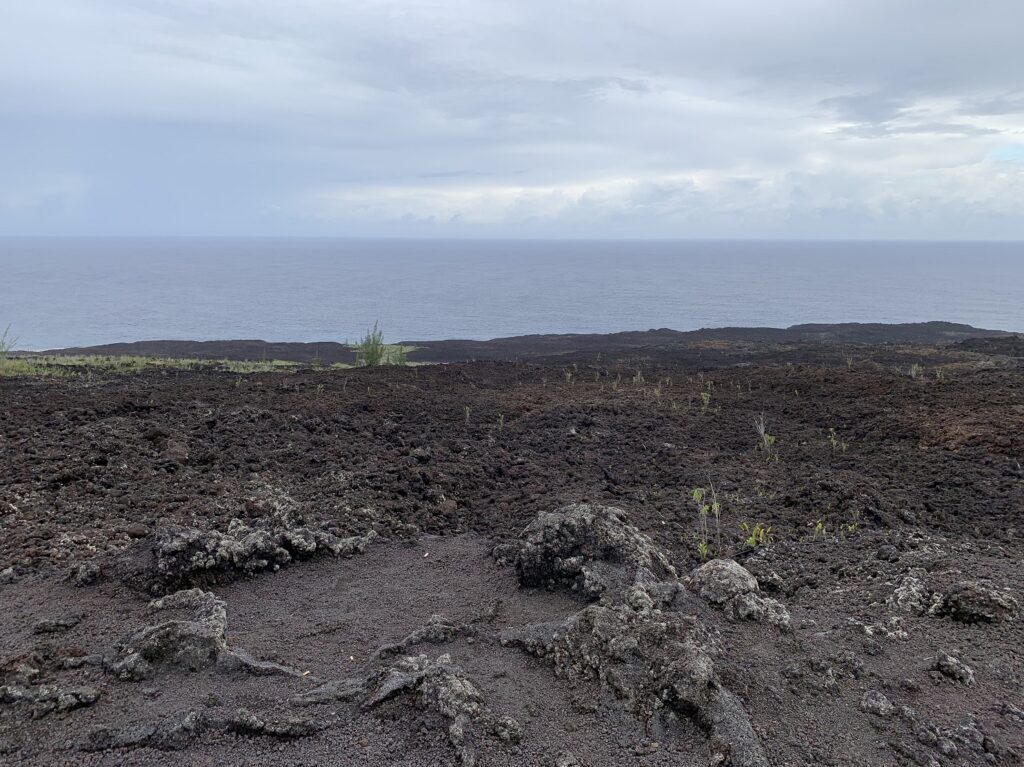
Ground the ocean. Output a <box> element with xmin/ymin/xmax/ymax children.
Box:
<box><xmin>2</xmin><ymin>238</ymin><xmax>1022</xmax><ymax>350</ymax></box>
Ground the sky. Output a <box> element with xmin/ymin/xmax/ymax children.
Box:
<box><xmin>2</xmin><ymin>0</ymin><xmax>1024</xmax><ymax>239</ymax></box>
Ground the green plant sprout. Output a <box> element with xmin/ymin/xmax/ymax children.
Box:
<box><xmin>691</xmin><ymin>482</ymin><xmax>722</xmax><ymax>559</ymax></box>
<box><xmin>740</xmin><ymin>521</ymin><xmax>773</xmax><ymax>547</ymax></box>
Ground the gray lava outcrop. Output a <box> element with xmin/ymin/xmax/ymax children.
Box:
<box><xmin>106</xmin><ymin>588</ymin><xmax>299</xmax><ymax>680</ymax></box>
<box><xmin>0</xmin><ymin>683</ymin><xmax>99</xmax><ymax>719</ymax></box>
<box><xmin>146</xmin><ymin>519</ymin><xmax>378</xmax><ymax>594</ymax></box>
<box><xmin>81</xmin><ymin>707</ymin><xmax>326</xmax><ymax>752</ymax></box>
<box><xmin>107</xmin><ymin>511</ymin><xmax>379</xmax><ymax>596</ymax></box>
<box><xmin>291</xmin><ymin>652</ymin><xmax>521</xmax><ymax>767</ymax></box>
<box><xmin>499</xmin><ymin>503</ymin><xmax>679</xmax><ymax>607</ymax></box>
<box><xmin>500</xmin><ymin>504</ymin><xmax>772</xmax><ymax>767</ymax></box>
<box><xmin>689</xmin><ymin>558</ymin><xmax>792</xmax><ymax>630</ymax></box>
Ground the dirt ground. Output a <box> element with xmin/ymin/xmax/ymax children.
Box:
<box><xmin>1</xmin><ymin>333</ymin><xmax>1022</xmax><ymax>766</ymax></box>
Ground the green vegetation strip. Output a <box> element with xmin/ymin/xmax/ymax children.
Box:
<box><xmin>0</xmin><ymin>346</ymin><xmax>419</xmax><ymax>378</ymax></box>
<box><xmin>0</xmin><ymin>355</ymin><xmax>313</xmax><ymax>377</ymax></box>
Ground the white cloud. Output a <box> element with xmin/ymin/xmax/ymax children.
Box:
<box><xmin>1</xmin><ymin>0</ymin><xmax>1023</xmax><ymax>236</ymax></box>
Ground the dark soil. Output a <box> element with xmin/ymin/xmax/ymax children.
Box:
<box><xmin>2</xmin><ymin>329</ymin><xmax>1023</xmax><ymax>766</ymax></box>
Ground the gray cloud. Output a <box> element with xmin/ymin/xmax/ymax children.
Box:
<box><xmin>1</xmin><ymin>0</ymin><xmax>1023</xmax><ymax>237</ymax></box>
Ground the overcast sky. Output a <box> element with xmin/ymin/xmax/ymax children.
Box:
<box><xmin>3</xmin><ymin>0</ymin><xmax>1024</xmax><ymax>238</ymax></box>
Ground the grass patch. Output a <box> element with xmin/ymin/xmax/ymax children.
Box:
<box><xmin>0</xmin><ymin>355</ymin><xmax>306</xmax><ymax>378</ymax></box>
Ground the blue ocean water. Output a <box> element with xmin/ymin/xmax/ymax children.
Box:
<box><xmin>1</xmin><ymin>238</ymin><xmax>1022</xmax><ymax>350</ymax></box>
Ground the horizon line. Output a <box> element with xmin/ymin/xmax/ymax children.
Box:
<box><xmin>2</xmin><ymin>235</ymin><xmax>1024</xmax><ymax>244</ymax></box>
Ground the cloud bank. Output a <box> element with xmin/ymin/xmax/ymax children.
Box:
<box><xmin>2</xmin><ymin>0</ymin><xmax>1023</xmax><ymax>237</ymax></box>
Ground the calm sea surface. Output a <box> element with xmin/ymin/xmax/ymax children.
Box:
<box><xmin>2</xmin><ymin>238</ymin><xmax>1022</xmax><ymax>350</ymax></box>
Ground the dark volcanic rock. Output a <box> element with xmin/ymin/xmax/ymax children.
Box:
<box><xmin>859</xmin><ymin>690</ymin><xmax>895</xmax><ymax>717</ymax></box>
<box><xmin>82</xmin><ymin>709</ymin><xmax>205</xmax><ymax>752</ymax></box>
<box><xmin>888</xmin><ymin>568</ymin><xmax>932</xmax><ymax>615</ymax></box>
<box><xmin>31</xmin><ymin>615</ymin><xmax>81</xmax><ymax>634</ymax></box>
<box><xmin>690</xmin><ymin>559</ymin><xmax>792</xmax><ymax>630</ymax></box>
<box><xmin>502</xmin><ymin>603</ymin><xmax>767</xmax><ymax>765</ymax></box>
<box><xmin>127</xmin><ymin>518</ymin><xmax>378</xmax><ymax>595</ymax></box>
<box><xmin>935</xmin><ymin>581</ymin><xmax>1019</xmax><ymax>624</ymax></box>
<box><xmin>501</xmin><ymin>505</ymin><xmax>770</xmax><ymax>767</ymax></box>
<box><xmin>362</xmin><ymin>653</ymin><xmax>518</xmax><ymax>766</ymax></box>
<box><xmin>81</xmin><ymin>707</ymin><xmax>325</xmax><ymax>752</ymax></box>
<box><xmin>372</xmin><ymin>613</ymin><xmax>479</xmax><ymax>660</ymax></box>
<box><xmin>291</xmin><ymin>653</ymin><xmax>520</xmax><ymax>766</ymax></box>
<box><xmin>106</xmin><ymin>588</ymin><xmax>299</xmax><ymax>680</ymax></box>
<box><xmin>690</xmin><ymin>559</ymin><xmax>758</xmax><ymax>604</ymax></box>
<box><xmin>499</xmin><ymin>503</ymin><xmax>678</xmax><ymax>606</ymax></box>
<box><xmin>0</xmin><ymin>684</ymin><xmax>99</xmax><ymax>719</ymax></box>
<box><xmin>933</xmin><ymin>652</ymin><xmax>975</xmax><ymax>685</ymax></box>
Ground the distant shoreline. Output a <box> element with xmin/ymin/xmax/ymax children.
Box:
<box><xmin>19</xmin><ymin>322</ymin><xmax>1017</xmax><ymax>365</ymax></box>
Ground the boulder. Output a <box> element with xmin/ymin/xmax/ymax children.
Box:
<box><xmin>502</xmin><ymin>504</ymin><xmax>678</xmax><ymax>606</ymax></box>
<box><xmin>934</xmin><ymin>581</ymin><xmax>1019</xmax><ymax>624</ymax></box>
<box><xmin>691</xmin><ymin>559</ymin><xmax>758</xmax><ymax>605</ymax></box>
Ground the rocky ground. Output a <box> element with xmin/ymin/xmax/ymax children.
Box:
<box><xmin>1</xmin><ymin>329</ymin><xmax>1022</xmax><ymax>766</ymax></box>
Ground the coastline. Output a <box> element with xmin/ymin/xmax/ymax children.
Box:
<box><xmin>23</xmin><ymin>321</ymin><xmax>1019</xmax><ymax>364</ymax></box>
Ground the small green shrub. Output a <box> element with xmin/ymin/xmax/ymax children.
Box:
<box><xmin>740</xmin><ymin>521</ymin><xmax>773</xmax><ymax>547</ymax></box>
<box><xmin>353</xmin><ymin>322</ymin><xmax>408</xmax><ymax>366</ymax></box>
<box><xmin>354</xmin><ymin>322</ymin><xmax>387</xmax><ymax>366</ymax></box>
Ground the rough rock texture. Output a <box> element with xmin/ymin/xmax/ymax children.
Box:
<box><xmin>860</xmin><ymin>690</ymin><xmax>895</xmax><ymax>717</ymax></box>
<box><xmin>900</xmin><ymin>713</ymin><xmax>1014</xmax><ymax>765</ymax></box>
<box><xmin>726</xmin><ymin>591</ymin><xmax>792</xmax><ymax>630</ymax></box>
<box><xmin>363</xmin><ymin>653</ymin><xmax>520</xmax><ymax>766</ymax></box>
<box><xmin>851</xmin><ymin>615</ymin><xmax>909</xmax><ymax>641</ymax></box>
<box><xmin>691</xmin><ymin>559</ymin><xmax>792</xmax><ymax>630</ymax></box>
<box><xmin>690</xmin><ymin>559</ymin><xmax>758</xmax><ymax>604</ymax></box>
<box><xmin>291</xmin><ymin>653</ymin><xmax>520</xmax><ymax>767</ymax></box>
<box><xmin>148</xmin><ymin>519</ymin><xmax>378</xmax><ymax>594</ymax></box>
<box><xmin>502</xmin><ymin>605</ymin><xmax>767</xmax><ymax>766</ymax></box>
<box><xmin>933</xmin><ymin>652</ymin><xmax>975</xmax><ymax>685</ymax></box>
<box><xmin>207</xmin><ymin>707</ymin><xmax>327</xmax><ymax>739</ymax></box>
<box><xmin>502</xmin><ymin>505</ymin><xmax>770</xmax><ymax>767</ymax></box>
<box><xmin>31</xmin><ymin>615</ymin><xmax>81</xmax><ymax>634</ymax></box>
<box><xmin>82</xmin><ymin>709</ymin><xmax>206</xmax><ymax>751</ymax></box>
<box><xmin>105</xmin><ymin>588</ymin><xmax>299</xmax><ymax>680</ymax></box>
<box><xmin>81</xmin><ymin>707</ymin><xmax>325</xmax><ymax>752</ymax></box>
<box><xmin>499</xmin><ymin>504</ymin><xmax>678</xmax><ymax>606</ymax></box>
<box><xmin>933</xmin><ymin>581</ymin><xmax>1019</xmax><ymax>624</ymax></box>
<box><xmin>70</xmin><ymin>562</ymin><xmax>101</xmax><ymax>586</ymax></box>
<box><xmin>888</xmin><ymin>568</ymin><xmax>933</xmax><ymax>615</ymax></box>
<box><xmin>372</xmin><ymin>613</ymin><xmax>484</xmax><ymax>661</ymax></box>
<box><xmin>288</xmin><ymin>678</ymin><xmax>365</xmax><ymax>707</ymax></box>
<box><xmin>0</xmin><ymin>683</ymin><xmax>99</xmax><ymax>719</ymax></box>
